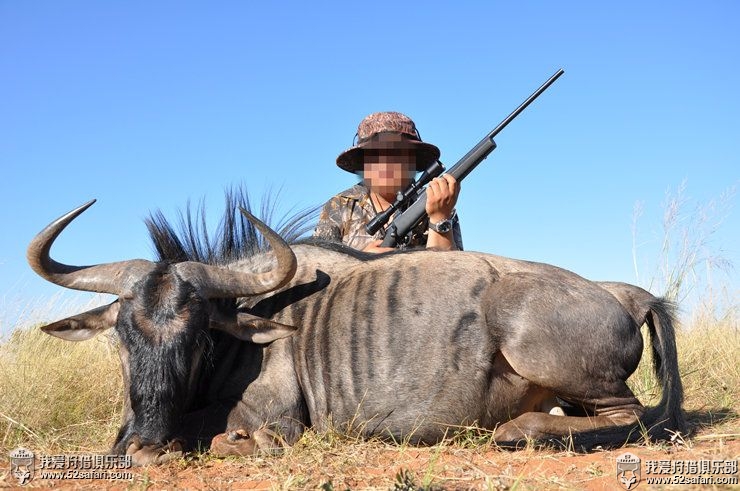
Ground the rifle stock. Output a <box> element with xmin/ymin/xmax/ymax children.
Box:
<box><xmin>380</xmin><ymin>68</ymin><xmax>564</xmax><ymax>248</ymax></box>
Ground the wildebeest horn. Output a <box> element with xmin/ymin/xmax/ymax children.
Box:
<box><xmin>175</xmin><ymin>208</ymin><xmax>298</xmax><ymax>298</ymax></box>
<box><xmin>27</xmin><ymin>200</ymin><xmax>155</xmax><ymax>295</ymax></box>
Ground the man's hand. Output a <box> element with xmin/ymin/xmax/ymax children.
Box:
<box><xmin>426</xmin><ymin>174</ymin><xmax>460</xmax><ymax>223</ymax></box>
<box><xmin>362</xmin><ymin>239</ymin><xmax>395</xmax><ymax>254</ymax></box>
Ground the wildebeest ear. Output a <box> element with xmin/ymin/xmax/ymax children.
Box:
<box><xmin>210</xmin><ymin>312</ymin><xmax>298</xmax><ymax>344</ymax></box>
<box><xmin>41</xmin><ymin>301</ymin><xmax>120</xmax><ymax>341</ymax></box>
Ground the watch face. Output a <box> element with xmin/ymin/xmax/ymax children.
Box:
<box><xmin>435</xmin><ymin>220</ymin><xmax>452</xmax><ymax>233</ymax></box>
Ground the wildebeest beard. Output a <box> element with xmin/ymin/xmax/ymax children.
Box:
<box><xmin>114</xmin><ymin>264</ymin><xmax>215</xmax><ymax>448</ymax></box>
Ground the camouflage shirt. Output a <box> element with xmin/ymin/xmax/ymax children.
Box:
<box><xmin>313</xmin><ymin>184</ymin><xmax>463</xmax><ymax>250</ymax></box>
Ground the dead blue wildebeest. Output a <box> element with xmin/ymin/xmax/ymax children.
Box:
<box><xmin>27</xmin><ymin>196</ymin><xmax>685</xmax><ymax>465</ymax></box>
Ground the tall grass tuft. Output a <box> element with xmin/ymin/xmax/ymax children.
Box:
<box><xmin>627</xmin><ymin>181</ymin><xmax>739</xmax><ymax>436</ymax></box>
<box><xmin>632</xmin><ymin>180</ymin><xmax>737</xmax><ymax>322</ymax></box>
<box><xmin>0</xmin><ymin>327</ymin><xmax>122</xmax><ymax>454</ymax></box>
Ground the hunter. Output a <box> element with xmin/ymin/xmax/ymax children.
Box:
<box><xmin>314</xmin><ymin>111</ymin><xmax>463</xmax><ymax>252</ymax></box>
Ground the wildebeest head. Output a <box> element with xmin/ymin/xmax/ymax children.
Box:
<box><xmin>26</xmin><ymin>199</ymin><xmax>300</xmax><ymax>464</ymax></box>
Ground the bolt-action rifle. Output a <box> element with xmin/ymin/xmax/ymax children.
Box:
<box><xmin>371</xmin><ymin>68</ymin><xmax>564</xmax><ymax>248</ymax></box>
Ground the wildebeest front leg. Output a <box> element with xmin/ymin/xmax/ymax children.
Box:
<box><xmin>210</xmin><ymin>338</ymin><xmax>308</xmax><ymax>458</ymax></box>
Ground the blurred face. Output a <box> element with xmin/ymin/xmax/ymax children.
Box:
<box><xmin>362</xmin><ymin>149</ymin><xmax>416</xmax><ymax>199</ymax></box>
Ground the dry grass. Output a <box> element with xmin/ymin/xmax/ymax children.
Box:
<box><xmin>0</xmin><ymin>327</ymin><xmax>122</xmax><ymax>454</ymax></box>
<box><xmin>1</xmin><ymin>311</ymin><xmax>738</xmax><ymax>489</ymax></box>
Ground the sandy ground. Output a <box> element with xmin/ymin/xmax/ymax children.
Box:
<box><xmin>2</xmin><ymin>435</ymin><xmax>738</xmax><ymax>490</ymax></box>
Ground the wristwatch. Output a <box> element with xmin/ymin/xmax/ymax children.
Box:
<box><xmin>429</xmin><ymin>211</ymin><xmax>456</xmax><ymax>234</ymax></box>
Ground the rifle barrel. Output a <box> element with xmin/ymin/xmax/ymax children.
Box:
<box><xmin>486</xmin><ymin>68</ymin><xmax>564</xmax><ymax>141</ymax></box>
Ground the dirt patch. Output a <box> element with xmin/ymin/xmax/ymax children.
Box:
<box><xmin>3</xmin><ymin>436</ymin><xmax>738</xmax><ymax>490</ymax></box>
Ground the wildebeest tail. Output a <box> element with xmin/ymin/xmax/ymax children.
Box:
<box><xmin>639</xmin><ymin>297</ymin><xmax>686</xmax><ymax>440</ymax></box>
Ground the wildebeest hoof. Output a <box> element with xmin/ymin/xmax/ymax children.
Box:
<box><xmin>211</xmin><ymin>430</ymin><xmax>258</xmax><ymax>457</ymax></box>
<box><xmin>227</xmin><ymin>429</ymin><xmax>250</xmax><ymax>442</ymax></box>
<box><xmin>126</xmin><ymin>435</ymin><xmax>184</xmax><ymax>466</ymax></box>
<box><xmin>153</xmin><ymin>449</ymin><xmax>184</xmax><ymax>464</ymax></box>
<box><xmin>493</xmin><ymin>420</ymin><xmax>531</xmax><ymax>443</ymax></box>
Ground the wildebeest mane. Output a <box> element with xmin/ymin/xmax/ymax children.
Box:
<box><xmin>145</xmin><ymin>186</ymin><xmax>319</xmax><ymax>265</ymax></box>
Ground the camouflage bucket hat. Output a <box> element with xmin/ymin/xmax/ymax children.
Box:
<box><xmin>336</xmin><ymin>111</ymin><xmax>441</xmax><ymax>173</ymax></box>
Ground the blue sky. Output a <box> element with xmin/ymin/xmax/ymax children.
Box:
<box><xmin>1</xmin><ymin>1</ymin><xmax>738</xmax><ymax>332</ymax></box>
